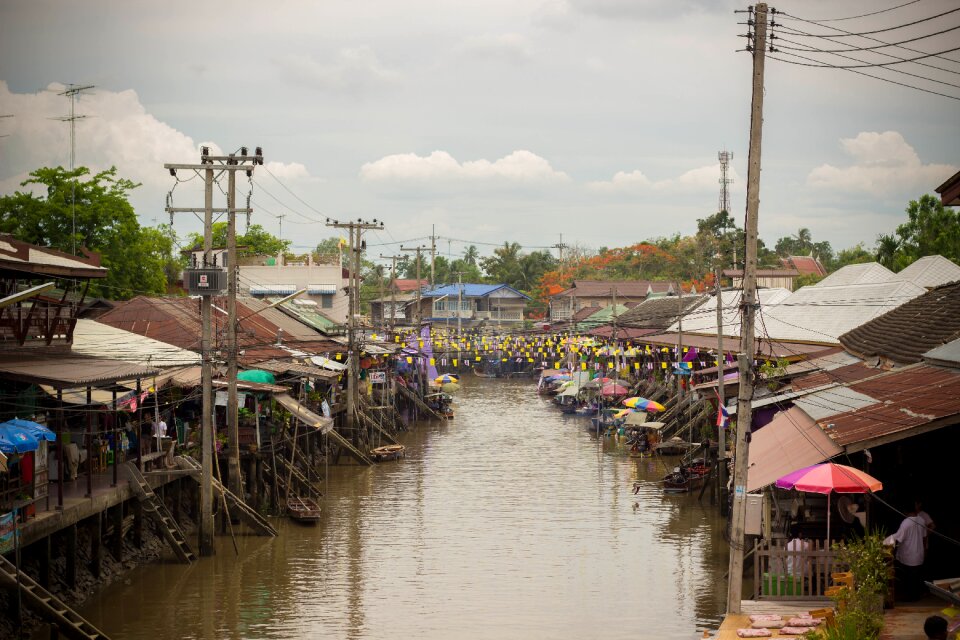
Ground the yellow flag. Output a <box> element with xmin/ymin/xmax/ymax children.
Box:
<box><xmin>453</xmin><ymin>359</ymin><xmax>458</xmax><ymax>366</ymax></box>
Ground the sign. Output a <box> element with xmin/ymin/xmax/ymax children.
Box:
<box><xmin>369</xmin><ymin>371</ymin><xmax>387</xmax><ymax>384</ymax></box>
<box><xmin>198</xmin><ymin>274</ymin><xmax>209</xmax><ymax>288</ymax></box>
<box><xmin>0</xmin><ymin>511</ymin><xmax>17</xmax><ymax>555</ymax></box>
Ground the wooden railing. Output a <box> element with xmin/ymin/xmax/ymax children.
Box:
<box><xmin>753</xmin><ymin>538</ymin><xmax>843</xmax><ymax>600</ymax></box>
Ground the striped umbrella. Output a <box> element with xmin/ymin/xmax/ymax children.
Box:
<box><xmin>776</xmin><ymin>463</ymin><xmax>882</xmax><ymax>542</ymax></box>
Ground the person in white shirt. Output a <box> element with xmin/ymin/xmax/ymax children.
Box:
<box><xmin>785</xmin><ymin>525</ymin><xmax>811</xmax><ymax>577</ymax></box>
<box><xmin>886</xmin><ymin>506</ymin><xmax>928</xmax><ymax>602</ymax></box>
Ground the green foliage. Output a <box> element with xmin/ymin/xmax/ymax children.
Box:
<box><xmin>794</xmin><ymin>273</ymin><xmax>825</xmax><ymax>288</ymax></box>
<box><xmin>0</xmin><ymin>166</ymin><xmax>174</xmax><ymax>299</ymax></box>
<box><xmin>758</xmin><ymin>357</ymin><xmax>789</xmax><ymax>391</ymax></box>
<box><xmin>877</xmin><ymin>194</ymin><xmax>960</xmax><ymax>270</ymax></box>
<box><xmin>774</xmin><ymin>227</ymin><xmax>834</xmax><ymax>268</ymax></box>
<box><xmin>479</xmin><ymin>242</ymin><xmax>557</xmax><ymax>292</ymax></box>
<box><xmin>185</xmin><ymin>222</ymin><xmax>290</xmax><ymax>257</ymax></box>
<box><xmin>832</xmin><ymin>243</ymin><xmax>875</xmax><ymax>270</ymax></box>
<box><xmin>834</xmin><ymin>531</ymin><xmax>890</xmax><ymax>597</ymax></box>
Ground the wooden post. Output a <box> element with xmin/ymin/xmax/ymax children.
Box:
<box><xmin>39</xmin><ymin>535</ymin><xmax>51</xmax><ymax>589</ymax></box>
<box><xmin>112</xmin><ymin>503</ymin><xmax>123</xmax><ymax>561</ymax></box>
<box><xmin>56</xmin><ymin>390</ymin><xmax>64</xmax><ymax>510</ymax></box>
<box><xmin>85</xmin><ymin>386</ymin><xmax>93</xmax><ymax>498</ymax></box>
<box><xmin>65</xmin><ymin>524</ymin><xmax>77</xmax><ymax>588</ymax></box>
<box><xmin>136</xmin><ymin>378</ymin><xmax>143</xmax><ymax>471</ymax></box>
<box><xmin>89</xmin><ymin>515</ymin><xmax>101</xmax><ymax>579</ymax></box>
<box><xmin>132</xmin><ymin>500</ymin><xmax>143</xmax><ymax>549</ymax></box>
<box><xmin>112</xmin><ymin>389</ymin><xmax>118</xmax><ymax>488</ymax></box>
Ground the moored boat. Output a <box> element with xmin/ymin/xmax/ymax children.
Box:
<box><xmin>287</xmin><ymin>495</ymin><xmax>322</xmax><ymax>523</ymax></box>
<box><xmin>370</xmin><ymin>444</ymin><xmax>406</xmax><ymax>461</ymax></box>
<box><xmin>662</xmin><ymin>461</ymin><xmax>711</xmax><ymax>493</ymax></box>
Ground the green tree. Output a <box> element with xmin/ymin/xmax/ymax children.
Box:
<box><xmin>185</xmin><ymin>222</ymin><xmax>290</xmax><ymax>257</ymax></box>
<box><xmin>0</xmin><ymin>166</ymin><xmax>172</xmax><ymax>299</ymax></box>
<box><xmin>833</xmin><ymin>243</ymin><xmax>874</xmax><ymax>270</ymax></box>
<box><xmin>888</xmin><ymin>194</ymin><xmax>960</xmax><ymax>269</ymax></box>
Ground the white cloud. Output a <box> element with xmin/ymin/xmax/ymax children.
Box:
<box><xmin>271</xmin><ymin>47</ymin><xmax>400</xmax><ymax>94</ymax></box>
<box><xmin>807</xmin><ymin>131</ymin><xmax>957</xmax><ymax>195</ymax></box>
<box><xmin>588</xmin><ymin>162</ymin><xmax>741</xmax><ymax>193</ymax></box>
<box><xmin>457</xmin><ymin>33</ymin><xmax>533</xmax><ymax>63</ymax></box>
<box><xmin>359</xmin><ymin>150</ymin><xmax>569</xmax><ymax>184</ymax></box>
<box><xmin>0</xmin><ymin>82</ymin><xmax>311</xmax><ymax>224</ymax></box>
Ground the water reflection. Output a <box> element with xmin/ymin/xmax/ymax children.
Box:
<box><xmin>81</xmin><ymin>378</ymin><xmax>727</xmax><ymax>639</ymax></box>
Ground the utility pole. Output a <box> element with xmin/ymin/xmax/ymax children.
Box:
<box><xmin>401</xmin><ymin>245</ymin><xmax>427</xmax><ymax>328</ymax></box>
<box><xmin>553</xmin><ymin>234</ymin><xmax>568</xmax><ymax>266</ymax></box>
<box><xmin>456</xmin><ymin>271</ymin><xmax>464</xmax><ymax>336</ymax></box>
<box><xmin>380</xmin><ymin>254</ymin><xmax>401</xmax><ymax>333</ymax></box>
<box><xmin>327</xmin><ymin>218</ymin><xmax>384</xmax><ymax>443</ymax></box>
<box><xmin>716</xmin><ymin>262</ymin><xmax>728</xmax><ymax>514</ymax></box>
<box><xmin>429</xmin><ymin>225</ymin><xmax>437</xmax><ymax>287</ymax></box>
<box><xmin>727</xmin><ymin>2</ymin><xmax>769</xmax><ymax>614</ymax></box>
<box><xmin>55</xmin><ymin>84</ymin><xmax>93</xmax><ymax>255</ymax></box>
<box><xmin>165</xmin><ymin>146</ymin><xmax>261</xmax><ymax>556</ymax></box>
<box><xmin>677</xmin><ymin>282</ymin><xmax>684</xmax><ymax>400</ymax></box>
<box><xmin>276</xmin><ymin>214</ymin><xmax>286</xmax><ymax>247</ymax></box>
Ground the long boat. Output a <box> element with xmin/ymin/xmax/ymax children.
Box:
<box><xmin>287</xmin><ymin>495</ymin><xmax>322</xmax><ymax>523</ymax></box>
<box><xmin>662</xmin><ymin>461</ymin><xmax>711</xmax><ymax>493</ymax></box>
<box><xmin>370</xmin><ymin>444</ymin><xmax>406</xmax><ymax>461</ymax></box>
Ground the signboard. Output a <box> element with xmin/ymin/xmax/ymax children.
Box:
<box><xmin>369</xmin><ymin>371</ymin><xmax>387</xmax><ymax>384</ymax></box>
<box><xmin>0</xmin><ymin>511</ymin><xmax>17</xmax><ymax>555</ymax></box>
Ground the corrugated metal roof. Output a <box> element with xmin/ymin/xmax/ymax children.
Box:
<box><xmin>893</xmin><ymin>255</ymin><xmax>960</xmax><ymax>289</ymax></box>
<box><xmin>923</xmin><ymin>337</ymin><xmax>960</xmax><ymax>366</ymax></box>
<box><xmin>0</xmin><ymin>353</ymin><xmax>159</xmax><ymax>388</ymax></box>
<box><xmin>759</xmin><ymin>280</ymin><xmax>925</xmax><ymax>345</ymax></box>
<box><xmin>816</xmin><ymin>262</ymin><xmax>894</xmax><ymax>287</ymax></box>
<box><xmin>71</xmin><ymin>319</ymin><xmax>201</xmax><ymax>367</ymax></box>
<box><xmin>792</xmin><ymin>386</ymin><xmax>879</xmax><ymax>421</ymax></box>
<box><xmin>783</xmin><ymin>351</ymin><xmax>861</xmax><ymax>377</ymax></box>
<box><xmin>619</xmin><ymin>295</ymin><xmax>707</xmax><ymax>330</ymax></box>
<box><xmin>816</xmin><ymin>364</ymin><xmax>960</xmax><ymax>449</ymax></box>
<box><xmin>255</xmin><ymin>359</ymin><xmax>341</xmax><ymax>380</ymax></box>
<box><xmin>747</xmin><ymin>406</ymin><xmax>842</xmax><ymax>492</ymax></box>
<box><xmin>422</xmin><ymin>283</ymin><xmax>530</xmax><ymax>299</ymax></box>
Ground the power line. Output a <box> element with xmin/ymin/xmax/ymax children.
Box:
<box><xmin>781</xmin><ymin>0</ymin><xmax>921</xmax><ymax>23</ymax></box>
<box><xmin>777</xmin><ymin>6</ymin><xmax>960</xmax><ymax>37</ymax></box>
<box><xmin>775</xmin><ymin>23</ymin><xmax>960</xmax><ymax>54</ymax></box>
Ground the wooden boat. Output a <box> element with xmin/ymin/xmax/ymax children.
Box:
<box><xmin>655</xmin><ymin>437</ymin><xmax>699</xmax><ymax>456</ymax></box>
<box><xmin>287</xmin><ymin>495</ymin><xmax>322</xmax><ymax>523</ymax></box>
<box><xmin>370</xmin><ymin>444</ymin><xmax>406</xmax><ymax>462</ymax></box>
<box><xmin>473</xmin><ymin>368</ymin><xmax>497</xmax><ymax>378</ymax></box>
<box><xmin>662</xmin><ymin>461</ymin><xmax>711</xmax><ymax>494</ymax></box>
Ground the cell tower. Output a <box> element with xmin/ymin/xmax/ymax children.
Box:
<box><xmin>718</xmin><ymin>149</ymin><xmax>733</xmax><ymax>214</ymax></box>
<box><xmin>55</xmin><ymin>84</ymin><xmax>94</xmax><ymax>255</ymax></box>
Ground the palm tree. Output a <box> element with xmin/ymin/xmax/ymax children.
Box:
<box><xmin>875</xmin><ymin>234</ymin><xmax>900</xmax><ymax>269</ymax></box>
<box><xmin>463</xmin><ymin>245</ymin><xmax>480</xmax><ymax>266</ymax></box>
<box><xmin>793</xmin><ymin>228</ymin><xmax>813</xmax><ymax>253</ymax></box>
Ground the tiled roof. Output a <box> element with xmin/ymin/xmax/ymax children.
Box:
<box><xmin>893</xmin><ymin>255</ymin><xmax>960</xmax><ymax>289</ymax></box>
<box><xmin>392</xmin><ymin>279</ymin><xmax>428</xmax><ymax>292</ymax></box>
<box><xmin>723</xmin><ymin>269</ymin><xmax>799</xmax><ymax>277</ymax></box>
<box><xmin>552</xmin><ymin>280</ymin><xmax>673</xmax><ymax>299</ymax></box>
<box><xmin>0</xmin><ymin>235</ymin><xmax>107</xmax><ymax>278</ymax></box>
<box><xmin>759</xmin><ymin>280</ymin><xmax>925</xmax><ymax>345</ymax></box>
<box><xmin>571</xmin><ymin>306</ymin><xmax>602</xmax><ymax>322</ymax></box>
<box><xmin>618</xmin><ymin>295</ymin><xmax>707</xmax><ymax>330</ymax></box>
<box><xmin>838</xmin><ymin>280</ymin><xmax>960</xmax><ymax>364</ymax></box>
<box><xmin>665</xmin><ymin>288</ymin><xmax>792</xmax><ymax>337</ymax></box>
<box><xmin>816</xmin><ymin>262</ymin><xmax>894</xmax><ymax>287</ymax></box>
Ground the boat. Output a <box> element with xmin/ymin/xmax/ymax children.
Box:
<box><xmin>655</xmin><ymin>437</ymin><xmax>699</xmax><ymax>456</ymax></box>
<box><xmin>662</xmin><ymin>461</ymin><xmax>711</xmax><ymax>493</ymax></box>
<box><xmin>287</xmin><ymin>495</ymin><xmax>322</xmax><ymax>523</ymax></box>
<box><xmin>370</xmin><ymin>444</ymin><xmax>406</xmax><ymax>461</ymax></box>
<box><xmin>473</xmin><ymin>368</ymin><xmax>497</xmax><ymax>378</ymax></box>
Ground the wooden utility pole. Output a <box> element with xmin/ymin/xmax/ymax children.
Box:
<box><xmin>327</xmin><ymin>218</ymin><xmax>384</xmax><ymax>442</ymax></box>
<box><xmin>165</xmin><ymin>147</ymin><xmax>261</xmax><ymax>556</ymax></box>
<box><xmin>677</xmin><ymin>282</ymin><xmax>684</xmax><ymax>399</ymax></box>
<box><xmin>727</xmin><ymin>2</ymin><xmax>768</xmax><ymax>614</ymax></box>
<box><xmin>380</xmin><ymin>254</ymin><xmax>401</xmax><ymax>333</ymax></box>
<box><xmin>429</xmin><ymin>225</ymin><xmax>437</xmax><ymax>287</ymax></box>
<box><xmin>401</xmin><ymin>245</ymin><xmax>427</xmax><ymax>328</ymax></box>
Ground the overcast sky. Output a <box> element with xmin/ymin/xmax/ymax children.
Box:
<box><xmin>1</xmin><ymin>0</ymin><xmax>957</xmax><ymax>263</ymax></box>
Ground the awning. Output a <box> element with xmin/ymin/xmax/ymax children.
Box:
<box><xmin>307</xmin><ymin>284</ymin><xmax>337</xmax><ymax>294</ymax></box>
<box><xmin>249</xmin><ymin>284</ymin><xmax>297</xmax><ymax>295</ymax></box>
<box><xmin>273</xmin><ymin>393</ymin><xmax>333</xmax><ymax>433</ymax></box>
<box><xmin>0</xmin><ymin>353</ymin><xmax>159</xmax><ymax>389</ymax></box>
<box><xmin>256</xmin><ymin>359</ymin><xmax>341</xmax><ymax>381</ymax></box>
<box><xmin>746</xmin><ymin>406</ymin><xmax>842</xmax><ymax>492</ymax></box>
<box><xmin>310</xmin><ymin>356</ymin><xmax>348</xmax><ymax>371</ymax></box>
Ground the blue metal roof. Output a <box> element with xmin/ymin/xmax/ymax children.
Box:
<box><xmin>421</xmin><ymin>283</ymin><xmax>530</xmax><ymax>300</ymax></box>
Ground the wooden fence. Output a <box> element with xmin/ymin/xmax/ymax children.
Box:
<box><xmin>753</xmin><ymin>538</ymin><xmax>845</xmax><ymax>600</ymax></box>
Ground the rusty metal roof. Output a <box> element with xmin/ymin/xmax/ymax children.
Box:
<box><xmin>815</xmin><ymin>364</ymin><xmax>960</xmax><ymax>450</ymax></box>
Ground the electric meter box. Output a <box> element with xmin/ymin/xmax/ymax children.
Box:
<box><xmin>184</xmin><ymin>268</ymin><xmax>227</xmax><ymax>295</ymax></box>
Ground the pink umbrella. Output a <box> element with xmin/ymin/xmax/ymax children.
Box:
<box><xmin>775</xmin><ymin>463</ymin><xmax>882</xmax><ymax>542</ymax></box>
<box><xmin>600</xmin><ymin>383</ymin><xmax>628</xmax><ymax>397</ymax></box>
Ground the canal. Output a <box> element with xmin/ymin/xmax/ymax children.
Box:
<box><xmin>80</xmin><ymin>378</ymin><xmax>728</xmax><ymax>639</ymax></box>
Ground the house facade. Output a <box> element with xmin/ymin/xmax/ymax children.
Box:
<box><xmin>420</xmin><ymin>284</ymin><xmax>530</xmax><ymax>327</ymax></box>
<box><xmin>549</xmin><ymin>280</ymin><xmax>674</xmax><ymax>322</ymax></box>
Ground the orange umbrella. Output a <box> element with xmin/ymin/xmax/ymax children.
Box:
<box><xmin>775</xmin><ymin>463</ymin><xmax>882</xmax><ymax>542</ymax></box>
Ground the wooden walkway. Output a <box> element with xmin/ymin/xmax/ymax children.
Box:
<box><xmin>714</xmin><ymin>600</ymin><xmax>828</xmax><ymax>639</ymax></box>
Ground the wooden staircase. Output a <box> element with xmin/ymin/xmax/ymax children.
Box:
<box><xmin>326</xmin><ymin>428</ymin><xmax>374</xmax><ymax>466</ymax></box>
<box><xmin>124</xmin><ymin>463</ymin><xmax>196</xmax><ymax>563</ymax></box>
<box><xmin>396</xmin><ymin>384</ymin><xmax>445</xmax><ymax>421</ymax></box>
<box><xmin>175</xmin><ymin>456</ymin><xmax>278</xmax><ymax>537</ymax></box>
<box><xmin>0</xmin><ymin>555</ymin><xmax>111</xmax><ymax>640</ymax></box>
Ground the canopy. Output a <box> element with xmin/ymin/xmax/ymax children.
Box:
<box><xmin>273</xmin><ymin>393</ymin><xmax>333</xmax><ymax>433</ymax></box>
<box><xmin>238</xmin><ymin>370</ymin><xmax>276</xmax><ymax>384</ymax></box>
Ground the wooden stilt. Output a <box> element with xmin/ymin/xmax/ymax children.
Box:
<box><xmin>65</xmin><ymin>524</ymin><xmax>77</xmax><ymax>589</ymax></box>
<box><xmin>89</xmin><ymin>516</ymin><xmax>102</xmax><ymax>579</ymax></box>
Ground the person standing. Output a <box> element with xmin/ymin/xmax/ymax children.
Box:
<box><xmin>886</xmin><ymin>505</ymin><xmax>928</xmax><ymax>602</ymax></box>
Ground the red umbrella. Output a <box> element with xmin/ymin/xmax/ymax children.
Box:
<box><xmin>775</xmin><ymin>463</ymin><xmax>882</xmax><ymax>542</ymax></box>
<box><xmin>600</xmin><ymin>382</ymin><xmax>628</xmax><ymax>397</ymax></box>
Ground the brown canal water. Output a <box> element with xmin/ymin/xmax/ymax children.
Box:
<box><xmin>80</xmin><ymin>378</ymin><xmax>728</xmax><ymax>639</ymax></box>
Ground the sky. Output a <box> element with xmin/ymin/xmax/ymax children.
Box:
<box><xmin>0</xmin><ymin>0</ymin><xmax>957</xmax><ymax>265</ymax></box>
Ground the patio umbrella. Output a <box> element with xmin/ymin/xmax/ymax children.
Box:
<box><xmin>775</xmin><ymin>462</ymin><xmax>882</xmax><ymax>542</ymax></box>
<box><xmin>599</xmin><ymin>382</ymin><xmax>628</xmax><ymax>397</ymax></box>
<box><xmin>622</xmin><ymin>397</ymin><xmax>666</xmax><ymax>412</ymax></box>
<box><xmin>5</xmin><ymin>418</ymin><xmax>56</xmax><ymax>442</ymax></box>
<box><xmin>613</xmin><ymin>408</ymin><xmax>633</xmax><ymax>419</ymax></box>
<box><xmin>434</xmin><ymin>374</ymin><xmax>459</xmax><ymax>385</ymax></box>
<box><xmin>0</xmin><ymin>422</ymin><xmax>39</xmax><ymax>454</ymax></box>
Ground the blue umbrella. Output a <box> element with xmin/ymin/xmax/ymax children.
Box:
<box><xmin>5</xmin><ymin>418</ymin><xmax>56</xmax><ymax>442</ymax></box>
<box><xmin>0</xmin><ymin>422</ymin><xmax>39</xmax><ymax>454</ymax></box>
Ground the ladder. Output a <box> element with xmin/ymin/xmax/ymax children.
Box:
<box><xmin>396</xmin><ymin>384</ymin><xmax>445</xmax><ymax>421</ymax></box>
<box><xmin>326</xmin><ymin>428</ymin><xmax>374</xmax><ymax>466</ymax></box>
<box><xmin>272</xmin><ymin>448</ymin><xmax>323</xmax><ymax>497</ymax></box>
<box><xmin>123</xmin><ymin>463</ymin><xmax>196</xmax><ymax>563</ymax></box>
<box><xmin>175</xmin><ymin>456</ymin><xmax>278</xmax><ymax>537</ymax></box>
<box><xmin>0</xmin><ymin>555</ymin><xmax>111</xmax><ymax>640</ymax></box>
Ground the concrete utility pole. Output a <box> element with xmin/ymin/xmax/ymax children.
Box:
<box><xmin>380</xmin><ymin>254</ymin><xmax>401</xmax><ymax>334</ymax></box>
<box><xmin>401</xmin><ymin>245</ymin><xmax>427</xmax><ymax>328</ymax></box>
<box><xmin>727</xmin><ymin>2</ymin><xmax>768</xmax><ymax>614</ymax></box>
<box><xmin>164</xmin><ymin>146</ymin><xmax>261</xmax><ymax>556</ymax></box>
<box><xmin>716</xmin><ymin>262</ymin><xmax>728</xmax><ymax>514</ymax></box>
<box><xmin>327</xmin><ymin>218</ymin><xmax>384</xmax><ymax>442</ymax></box>
<box><xmin>455</xmin><ymin>271</ymin><xmax>465</xmax><ymax>335</ymax></box>
<box><xmin>553</xmin><ymin>234</ymin><xmax>568</xmax><ymax>266</ymax></box>
<box><xmin>677</xmin><ymin>282</ymin><xmax>684</xmax><ymax>400</ymax></box>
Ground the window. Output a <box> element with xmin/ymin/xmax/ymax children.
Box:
<box><xmin>434</xmin><ymin>299</ymin><xmax>446</xmax><ymax>311</ymax></box>
<box><xmin>320</xmin><ymin>295</ymin><xmax>333</xmax><ymax>309</ymax></box>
